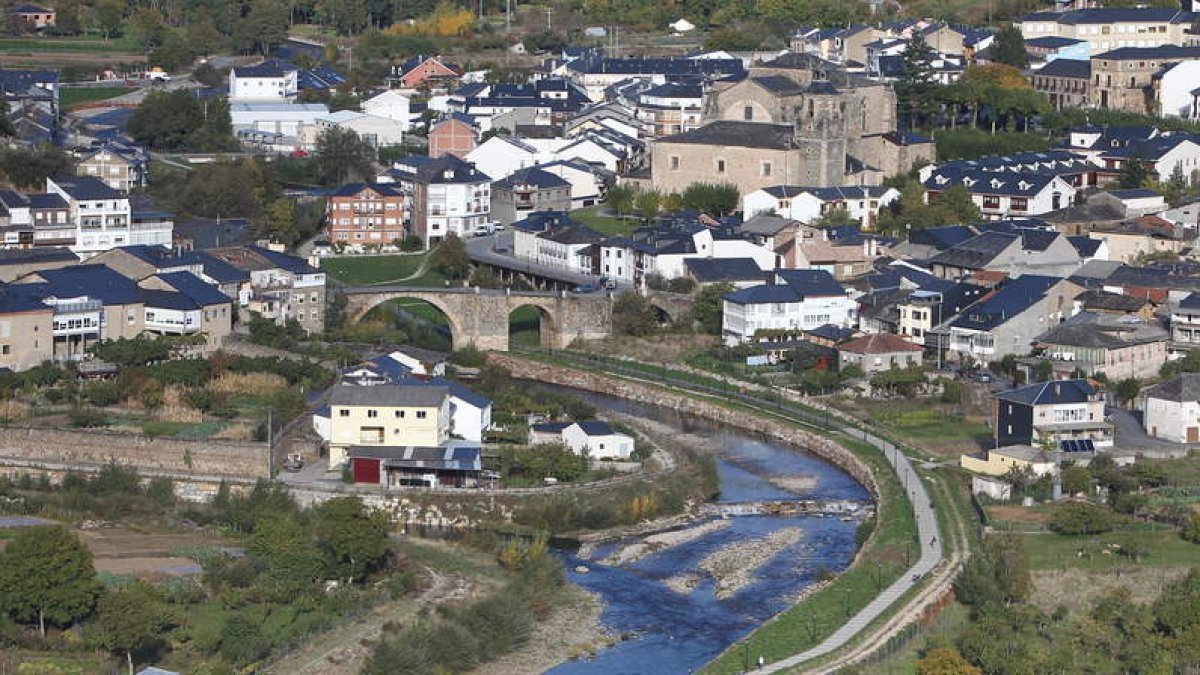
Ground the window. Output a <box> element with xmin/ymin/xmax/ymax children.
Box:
<box><xmin>416</xmin><ymin>410</ymin><xmax>427</xmax><ymax>419</ymax></box>
<box><xmin>395</xmin><ymin>410</ymin><xmax>405</xmax><ymax>418</ymax></box>
<box><xmin>716</xmin><ymin>159</ymin><xmax>726</xmax><ymax>173</ymax></box>
<box><xmin>761</xmin><ymin>162</ymin><xmax>772</xmax><ymax>177</ymax></box>
<box><xmin>1010</xmin><ymin>198</ymin><xmax>1028</xmax><ymax>212</ymax></box>
<box><xmin>367</xmin><ymin>409</ymin><xmax>378</xmax><ymax>418</ymax></box>
<box><xmin>339</xmin><ymin>409</ymin><xmax>350</xmax><ymax>417</ymax></box>
<box><xmin>743</xmin><ymin>105</ymin><xmax>754</xmax><ymax>121</ymax></box>
<box><xmin>669</xmin><ymin>155</ymin><xmax>679</xmax><ymax>170</ymax></box>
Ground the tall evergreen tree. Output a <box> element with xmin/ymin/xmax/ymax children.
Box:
<box><xmin>896</xmin><ymin>35</ymin><xmax>937</xmax><ymax>130</ymax></box>
<box><xmin>991</xmin><ymin>25</ymin><xmax>1030</xmax><ymax>70</ymax></box>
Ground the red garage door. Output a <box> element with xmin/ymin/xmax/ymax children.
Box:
<box><xmin>351</xmin><ymin>457</ymin><xmax>381</xmax><ymax>484</ymax></box>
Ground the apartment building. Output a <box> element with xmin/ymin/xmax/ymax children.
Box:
<box><xmin>75</xmin><ymin>143</ymin><xmax>148</xmax><ymax>193</ymax></box>
<box><xmin>1017</xmin><ymin>8</ymin><xmax>1196</xmax><ymax>53</ymax></box>
<box><xmin>325</xmin><ymin>183</ymin><xmax>406</xmax><ymax>246</ymax></box>
<box><xmin>1091</xmin><ymin>45</ymin><xmax>1200</xmax><ymax>113</ymax></box>
<box><xmin>1032</xmin><ymin>58</ymin><xmax>1091</xmax><ymax>110</ymax></box>
<box><xmin>203</xmin><ymin>245</ymin><xmax>326</xmax><ymax>334</ymax></box>
<box><xmin>410</xmin><ymin>154</ymin><xmax>491</xmax><ymax>247</ymax></box>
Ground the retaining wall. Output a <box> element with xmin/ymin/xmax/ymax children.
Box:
<box><xmin>0</xmin><ymin>426</ymin><xmax>271</xmax><ymax>480</ymax></box>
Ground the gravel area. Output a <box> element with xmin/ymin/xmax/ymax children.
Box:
<box><xmin>680</xmin><ymin>527</ymin><xmax>805</xmax><ymax>600</ymax></box>
<box><xmin>601</xmin><ymin>518</ymin><xmax>733</xmax><ymax>566</ymax></box>
<box><xmin>472</xmin><ymin>585</ymin><xmax>609</xmax><ymax>674</ymax></box>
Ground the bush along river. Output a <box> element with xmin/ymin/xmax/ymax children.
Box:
<box><xmin>544</xmin><ymin>388</ymin><xmax>872</xmax><ymax>674</ymax></box>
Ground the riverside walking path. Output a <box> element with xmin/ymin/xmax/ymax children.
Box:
<box><xmin>509</xmin><ymin>349</ymin><xmax>947</xmax><ymax>672</ymax></box>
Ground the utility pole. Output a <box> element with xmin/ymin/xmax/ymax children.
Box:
<box><xmin>505</xmin><ymin>0</ymin><xmax>511</xmax><ymax>33</ymax></box>
<box><xmin>545</xmin><ymin>5</ymin><xmax>552</xmax><ymax>30</ymax></box>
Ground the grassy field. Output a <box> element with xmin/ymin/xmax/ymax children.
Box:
<box><xmin>509</xmin><ymin>305</ymin><xmax>542</xmax><ymax>347</ymax></box>
<box><xmin>703</xmin><ymin>435</ymin><xmax>919</xmax><ymax>674</ymax></box>
<box><xmin>61</xmin><ymin>86</ymin><xmax>133</xmax><ymax>108</ymax></box>
<box><xmin>1018</xmin><ymin>529</ymin><xmax>1199</xmax><ymax>570</ymax></box>
<box><xmin>321</xmin><ymin>253</ymin><xmax>429</xmax><ymax>285</ymax></box>
<box><xmin>0</xmin><ymin>35</ymin><xmax>142</xmax><ymax>53</ymax></box>
<box><xmin>573</xmin><ymin>206</ymin><xmax>639</xmax><ymax>237</ymax></box>
<box><xmin>855</xmin><ymin>400</ymin><xmax>991</xmax><ymax>443</ymax></box>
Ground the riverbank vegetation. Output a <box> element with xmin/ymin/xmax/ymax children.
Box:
<box><xmin>0</xmin><ymin>468</ymin><xmax>428</xmax><ymax>673</ymax></box>
<box><xmin>703</xmin><ymin>434</ymin><xmax>918</xmax><ymax>673</ymax></box>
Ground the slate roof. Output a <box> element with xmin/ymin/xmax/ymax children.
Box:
<box><xmin>11</xmin><ymin>4</ymin><xmax>53</xmax><ymax>12</ymax></box>
<box><xmin>330</xmin><ymin>384</ymin><xmax>448</xmax><ymax>407</ymax></box>
<box><xmin>751</xmin><ymin>75</ymin><xmax>805</xmax><ymax>96</ymax></box>
<box><xmin>950</xmin><ymin>274</ymin><xmax>1063</xmax><ymax>331</ymax></box>
<box><xmin>232</xmin><ymin>59</ymin><xmax>298</xmax><ymax>78</ymax></box>
<box><xmin>1179</xmin><ymin>292</ymin><xmax>1200</xmax><ymax>309</ymax></box>
<box><xmin>493</xmin><ymin>166</ymin><xmax>570</xmax><ymax>190</ymax></box>
<box><xmin>805</xmin><ymin>324</ymin><xmax>856</xmax><ymax>343</ymax></box>
<box><xmin>0</xmin><ymin>284</ymin><xmax>49</xmax><ymax>313</ymax></box>
<box><xmin>838</xmin><ymin>332</ymin><xmax>924</xmax><ymax>354</ymax></box>
<box><xmin>531</xmin><ymin>422</ymin><xmax>571</xmax><ymax>434</ymax></box>
<box><xmin>1035</xmin><ymin>58</ymin><xmax>1091</xmax><ymax>79</ymax></box>
<box><xmin>0</xmin><ymin>247</ymin><xmax>74</xmax><ymax>266</ymax></box>
<box><xmin>414</xmin><ymin>154</ymin><xmax>490</xmax><ymax>185</ymax></box>
<box><xmin>1144</xmin><ymin>373</ymin><xmax>1200</xmax><ymax>403</ymax></box>
<box><xmin>994</xmin><ymin>378</ymin><xmax>1097</xmax><ymax>406</ymax></box>
<box><xmin>1021</xmin><ymin>7</ymin><xmax>1194</xmax><ymax>24</ymax></box>
<box><xmin>540</xmin><ymin>224</ymin><xmax>604</xmax><ymax>246</ymax></box>
<box><xmin>909</xmin><ymin>225</ymin><xmax>977</xmax><ymax>250</ymax></box>
<box><xmin>156</xmin><ymin>271</ymin><xmax>232</xmax><ymax>307</ymax></box>
<box><xmin>683</xmin><ymin>257</ymin><xmax>765</xmax><ymax>283</ymax></box>
<box><xmin>576</xmin><ymin>420</ymin><xmax>617</xmax><ymax>436</ymax></box>
<box><xmin>641</xmin><ymin>82</ymin><xmax>702</xmax><ymax>98</ymax></box>
<box><xmin>329</xmin><ymin>182</ymin><xmax>403</xmax><ymax>198</ymax></box>
<box><xmin>929</xmin><ymin>232</ymin><xmax>1020</xmax><ymax>270</ymax></box>
<box><xmin>776</xmin><ymin>269</ymin><xmax>848</xmax><ymax>296</ymax></box>
<box><xmin>49</xmin><ymin>175</ymin><xmax>121</xmax><ymax>201</ymax></box>
<box><xmin>658</xmin><ymin>121</ymin><xmax>795</xmax><ymax>150</ymax></box>
<box><xmin>1036</xmin><ymin>322</ymin><xmax>1158</xmax><ymax>348</ymax></box>
<box><xmin>1067</xmin><ymin>236</ymin><xmax>1103</xmax><ymax>258</ymax></box>
<box><xmin>34</xmin><ymin>264</ymin><xmax>142</xmax><ymax>305</ymax></box>
<box><xmin>1078</xmin><ymin>289</ymin><xmax>1148</xmax><ymax>312</ymax></box>
<box><xmin>1094</xmin><ymin>45</ymin><xmax>1200</xmax><ymax>60</ymax></box>
<box><xmin>26</xmin><ymin>193</ymin><xmax>67</xmax><ymax>209</ymax></box>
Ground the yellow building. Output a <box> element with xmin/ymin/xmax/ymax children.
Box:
<box><xmin>327</xmin><ymin>384</ymin><xmax>451</xmax><ymax>469</ymax></box>
<box><xmin>960</xmin><ymin>444</ymin><xmax>1059</xmax><ymax>478</ymax></box>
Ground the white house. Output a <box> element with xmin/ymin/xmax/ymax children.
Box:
<box><xmin>45</xmin><ymin>175</ymin><xmax>169</xmax><ymax>255</ymax></box>
<box><xmin>562</xmin><ymin>420</ymin><xmax>634</xmax><ymax>459</ymax></box>
<box><xmin>742</xmin><ymin>186</ymin><xmax>901</xmax><ymax>227</ymax></box>
<box><xmin>924</xmin><ymin>172</ymin><xmax>1076</xmax><ymax>220</ymax></box>
<box><xmin>465</xmin><ymin>136</ymin><xmax>540</xmax><ymax>183</ymax></box>
<box><xmin>513</xmin><ymin>221</ymin><xmax>603</xmax><ymax>274</ymax></box>
<box><xmin>721</xmin><ymin>269</ymin><xmax>857</xmax><ymax>345</ymax></box>
<box><xmin>362</xmin><ymin>89</ymin><xmax>412</xmax><ymax>130</ymax></box>
<box><xmin>538</xmin><ymin>159</ymin><xmax>606</xmax><ymax>209</ymax></box>
<box><xmin>229</xmin><ymin>61</ymin><xmax>299</xmax><ymax>102</ymax></box>
<box><xmin>313</xmin><ymin>110</ymin><xmax>404</xmax><ymax>147</ymax></box>
<box><xmin>466</xmin><ymin>134</ymin><xmax>626</xmax><ymax>183</ymax></box>
<box><xmin>1143</xmin><ymin>372</ymin><xmax>1200</xmax><ymax>443</ymax></box>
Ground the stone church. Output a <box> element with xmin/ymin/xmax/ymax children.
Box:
<box><xmin>650</xmin><ymin>54</ymin><xmax>933</xmax><ymax>196</ymax></box>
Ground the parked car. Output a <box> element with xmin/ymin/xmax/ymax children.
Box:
<box><xmin>473</xmin><ymin>224</ymin><xmax>493</xmax><ymax>237</ymax></box>
<box><xmin>573</xmin><ymin>283</ymin><xmax>599</xmax><ymax>293</ymax></box>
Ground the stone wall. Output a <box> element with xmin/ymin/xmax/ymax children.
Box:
<box><xmin>0</xmin><ymin>427</ymin><xmax>271</xmax><ymax>481</ymax></box>
<box><xmin>489</xmin><ymin>354</ymin><xmax>880</xmax><ymax>501</ymax></box>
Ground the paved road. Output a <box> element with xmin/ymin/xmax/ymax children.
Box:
<box><xmin>760</xmin><ymin>427</ymin><xmax>941</xmax><ymax>672</ymax></box>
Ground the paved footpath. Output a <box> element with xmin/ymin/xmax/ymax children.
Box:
<box><xmin>760</xmin><ymin>427</ymin><xmax>942</xmax><ymax>673</ymax></box>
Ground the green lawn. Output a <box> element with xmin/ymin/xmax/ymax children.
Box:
<box><xmin>321</xmin><ymin>254</ymin><xmax>428</xmax><ymax>285</ymax></box>
<box><xmin>1019</xmin><ymin>530</ymin><xmax>1198</xmax><ymax>570</ymax></box>
<box><xmin>61</xmin><ymin>86</ymin><xmax>133</xmax><ymax>108</ymax></box>
<box><xmin>573</xmin><ymin>206</ymin><xmax>639</xmax><ymax>237</ymax></box>
<box><xmin>509</xmin><ymin>305</ymin><xmax>541</xmax><ymax>347</ymax></box>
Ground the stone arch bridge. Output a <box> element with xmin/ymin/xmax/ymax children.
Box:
<box><xmin>342</xmin><ymin>286</ymin><xmax>695</xmax><ymax>352</ymax></box>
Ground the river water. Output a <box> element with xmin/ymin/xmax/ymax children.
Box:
<box><xmin>543</xmin><ymin>388</ymin><xmax>870</xmax><ymax>674</ymax></box>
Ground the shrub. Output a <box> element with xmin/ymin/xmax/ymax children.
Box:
<box><xmin>1049</xmin><ymin>501</ymin><xmax>1116</xmax><ymax>535</ymax></box>
<box><xmin>68</xmin><ymin>408</ymin><xmax>110</xmax><ymax>428</ymax></box>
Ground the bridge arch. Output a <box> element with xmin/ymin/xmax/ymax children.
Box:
<box><xmin>348</xmin><ymin>292</ymin><xmax>467</xmax><ymax>350</ymax></box>
<box><xmin>508</xmin><ymin>303</ymin><xmax>562</xmax><ymax>349</ymax></box>
<box><xmin>342</xmin><ymin>287</ymin><xmax>615</xmax><ymax>351</ymax></box>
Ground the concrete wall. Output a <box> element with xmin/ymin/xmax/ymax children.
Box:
<box><xmin>0</xmin><ymin>426</ymin><xmax>270</xmax><ymax>480</ymax></box>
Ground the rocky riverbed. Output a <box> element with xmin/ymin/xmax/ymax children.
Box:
<box><xmin>666</xmin><ymin>527</ymin><xmax>806</xmax><ymax>600</ymax></box>
<box><xmin>601</xmin><ymin>519</ymin><xmax>733</xmax><ymax>567</ymax></box>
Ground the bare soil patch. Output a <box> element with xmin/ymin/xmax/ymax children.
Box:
<box><xmin>1031</xmin><ymin>566</ymin><xmax>1193</xmax><ymax>615</ymax></box>
<box><xmin>986</xmin><ymin>505</ymin><xmax>1051</xmax><ymax>524</ymax></box>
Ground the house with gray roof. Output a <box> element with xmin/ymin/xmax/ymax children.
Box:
<box><xmin>948</xmin><ymin>274</ymin><xmax>1083</xmax><ymax>362</ymax></box>
<box><xmin>1034</xmin><ymin>312</ymin><xmax>1168</xmax><ymax>379</ymax></box>
<box><xmin>993</xmin><ymin>378</ymin><xmax>1113</xmax><ymax>448</ymax></box>
<box><xmin>490</xmin><ymin>166</ymin><xmax>571</xmax><ymax>225</ymax></box>
<box><xmin>1143</xmin><ymin>372</ymin><xmax>1200</xmax><ymax>443</ymax></box>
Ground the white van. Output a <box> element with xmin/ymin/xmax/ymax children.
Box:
<box><xmin>472</xmin><ymin>224</ymin><xmax>493</xmax><ymax>237</ymax></box>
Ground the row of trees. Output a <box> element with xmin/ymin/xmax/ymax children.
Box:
<box><xmin>607</xmin><ymin>182</ymin><xmax>740</xmax><ymax>220</ymax></box>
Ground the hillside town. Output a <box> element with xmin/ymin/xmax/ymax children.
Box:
<box><xmin>0</xmin><ymin>0</ymin><xmax>1196</xmax><ymax>673</ymax></box>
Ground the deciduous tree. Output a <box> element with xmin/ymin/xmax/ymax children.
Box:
<box><xmin>312</xmin><ymin>497</ymin><xmax>390</xmax><ymax>582</ymax></box>
<box><xmin>0</xmin><ymin>526</ymin><xmax>101</xmax><ymax>636</ymax></box>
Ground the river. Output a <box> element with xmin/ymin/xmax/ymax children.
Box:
<box><xmin>543</xmin><ymin>388</ymin><xmax>870</xmax><ymax>674</ymax></box>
